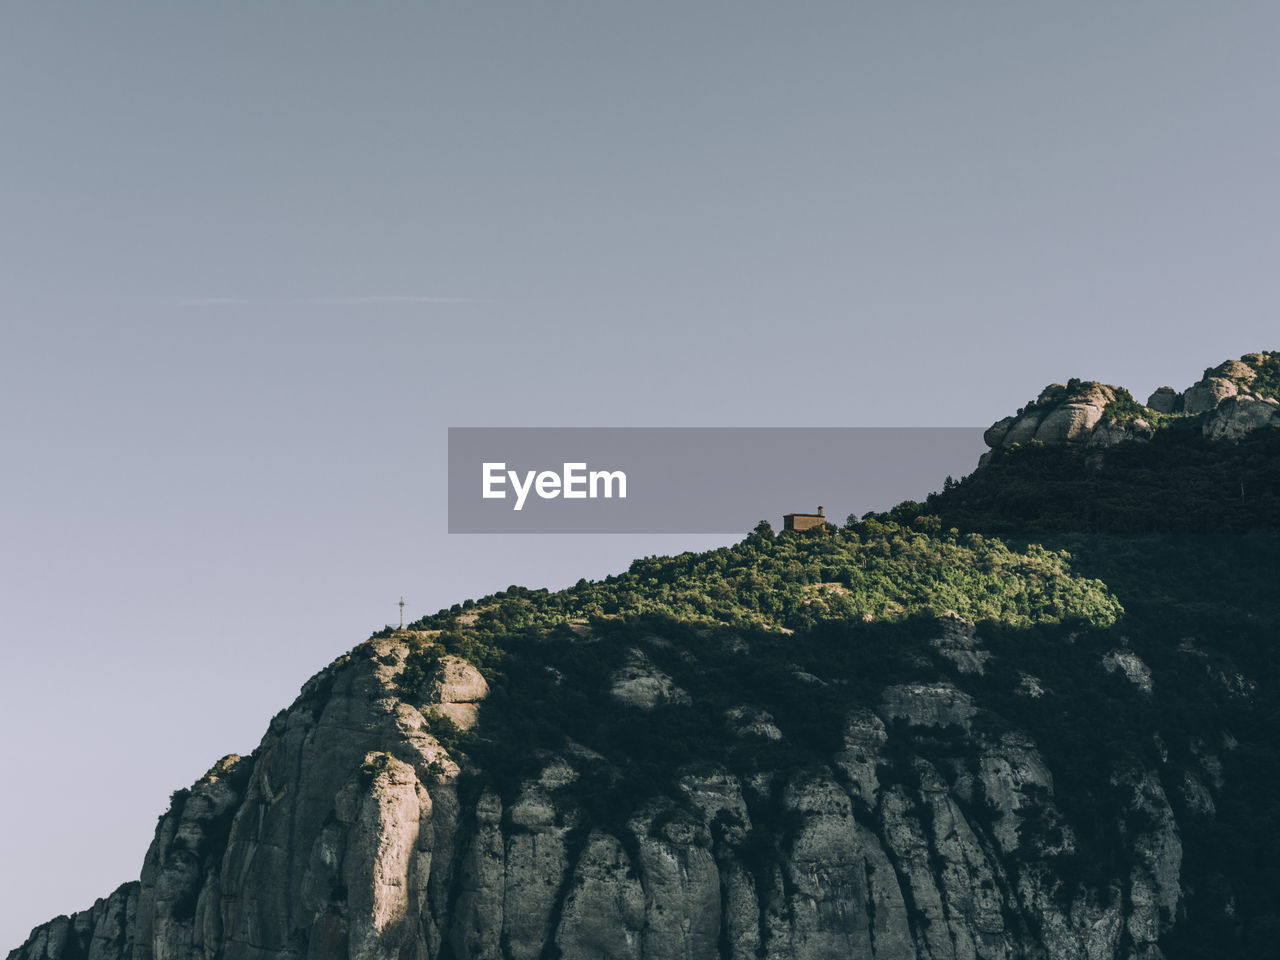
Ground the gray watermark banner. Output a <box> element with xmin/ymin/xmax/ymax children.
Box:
<box><xmin>448</xmin><ymin>428</ymin><xmax>985</xmax><ymax>533</ymax></box>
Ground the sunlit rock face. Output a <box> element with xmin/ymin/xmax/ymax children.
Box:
<box><xmin>983</xmin><ymin>352</ymin><xmax>1280</xmax><ymax>456</ymax></box>
<box><xmin>14</xmin><ymin>353</ymin><xmax>1280</xmax><ymax>960</ymax></box>
<box><xmin>12</xmin><ymin>626</ymin><xmax>1195</xmax><ymax>960</ymax></box>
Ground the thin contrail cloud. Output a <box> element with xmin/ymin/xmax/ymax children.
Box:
<box><xmin>177</xmin><ymin>295</ymin><xmax>492</xmax><ymax>307</ymax></box>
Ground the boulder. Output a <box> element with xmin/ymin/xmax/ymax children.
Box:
<box><xmin>429</xmin><ymin>655</ymin><xmax>490</xmax><ymax>704</ymax></box>
<box><xmin>1182</xmin><ymin>377</ymin><xmax>1238</xmax><ymax>414</ymax></box>
<box><xmin>428</xmin><ymin>655</ymin><xmax>490</xmax><ymax>730</ymax></box>
<box><xmin>1203</xmin><ymin>396</ymin><xmax>1280</xmax><ymax>440</ymax></box>
<box><xmin>609</xmin><ymin>649</ymin><xmax>690</xmax><ymax>710</ymax></box>
<box><xmin>1034</xmin><ymin>402</ymin><xmax>1105</xmax><ymax>444</ymax></box>
<box><xmin>1211</xmin><ymin>359</ymin><xmax>1258</xmax><ymax>381</ymax></box>
<box><xmin>1146</xmin><ymin>386</ymin><xmax>1180</xmax><ymax>413</ymax></box>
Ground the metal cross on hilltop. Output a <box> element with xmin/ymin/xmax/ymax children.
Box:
<box><xmin>398</xmin><ymin>596</ymin><xmax>405</xmax><ymax>630</ymax></box>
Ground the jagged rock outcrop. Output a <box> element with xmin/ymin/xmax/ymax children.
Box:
<box><xmin>13</xmin><ymin>884</ymin><xmax>138</xmax><ymax>960</ymax></box>
<box><xmin>930</xmin><ymin>611</ymin><xmax>990</xmax><ymax>675</ymax></box>
<box><xmin>1145</xmin><ymin>386</ymin><xmax>1179</xmax><ymax>414</ymax></box>
<box><xmin>1203</xmin><ymin>395</ymin><xmax>1280</xmax><ymax>440</ymax></box>
<box><xmin>880</xmin><ymin>681</ymin><xmax>976</xmax><ymax>730</ymax></box>
<box><xmin>725</xmin><ymin>704</ymin><xmax>783</xmax><ymax>740</ymax></box>
<box><xmin>609</xmin><ymin>648</ymin><xmax>690</xmax><ymax>709</ymax></box>
<box><xmin>426</xmin><ymin>654</ymin><xmax>489</xmax><ymax>730</ymax></box>
<box><xmin>1182</xmin><ymin>377</ymin><xmax>1238</xmax><ymax>415</ymax></box>
<box><xmin>16</xmin><ymin>350</ymin><xmax>1280</xmax><ymax>960</ymax></box>
<box><xmin>12</xmin><ymin>629</ymin><xmax>1195</xmax><ymax>960</ymax></box>
<box><xmin>983</xmin><ymin>381</ymin><xmax>1119</xmax><ymax>451</ymax></box>
<box><xmin>1103</xmin><ymin>649</ymin><xmax>1154</xmax><ymax>695</ymax></box>
<box><xmin>983</xmin><ymin>351</ymin><xmax>1279</xmax><ymax>457</ymax></box>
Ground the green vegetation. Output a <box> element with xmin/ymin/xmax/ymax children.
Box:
<box><xmin>1247</xmin><ymin>353</ymin><xmax>1280</xmax><ymax>398</ymax></box>
<box><xmin>352</xmin><ymin>402</ymin><xmax>1280</xmax><ymax>959</ymax></box>
<box><xmin>358</xmin><ymin>752</ymin><xmax>398</xmax><ymax>784</ymax></box>
<box><xmin>924</xmin><ymin>423</ymin><xmax>1280</xmax><ymax>959</ymax></box>
<box><xmin>1014</xmin><ymin>377</ymin><xmax>1087</xmax><ymax>417</ymax></box>
<box><xmin>929</xmin><ymin>423</ymin><xmax>1280</xmax><ymax>536</ymax></box>
<box><xmin>1101</xmin><ymin>386</ymin><xmax>1147</xmax><ymax>423</ymax></box>
<box><xmin>409</xmin><ymin>520</ymin><xmax>1121</xmax><ymax>638</ymax></box>
<box><xmin>373</xmin><ymin>521</ymin><xmax>1131</xmax><ymax>903</ymax></box>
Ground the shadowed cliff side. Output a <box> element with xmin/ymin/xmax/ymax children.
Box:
<box><xmin>12</xmin><ymin>351</ymin><xmax>1280</xmax><ymax>960</ymax></box>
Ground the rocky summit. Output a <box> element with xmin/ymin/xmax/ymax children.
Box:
<box><xmin>11</xmin><ymin>353</ymin><xmax>1280</xmax><ymax>960</ymax></box>
<box><xmin>982</xmin><ymin>351</ymin><xmax>1280</xmax><ymax>457</ymax></box>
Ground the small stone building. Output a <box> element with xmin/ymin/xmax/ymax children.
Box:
<box><xmin>783</xmin><ymin>506</ymin><xmax>826</xmax><ymax>532</ymax></box>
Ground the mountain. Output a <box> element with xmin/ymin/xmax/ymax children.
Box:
<box><xmin>12</xmin><ymin>353</ymin><xmax>1280</xmax><ymax>960</ymax></box>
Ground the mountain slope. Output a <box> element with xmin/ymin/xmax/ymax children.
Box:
<box><xmin>12</xmin><ymin>353</ymin><xmax>1280</xmax><ymax>960</ymax></box>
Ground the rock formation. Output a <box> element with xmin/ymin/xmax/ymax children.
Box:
<box><xmin>982</xmin><ymin>352</ymin><xmax>1280</xmax><ymax>457</ymax></box>
<box><xmin>12</xmin><ymin>352</ymin><xmax>1279</xmax><ymax>960</ymax></box>
<box><xmin>11</xmin><ymin>622</ymin><xmax>1195</xmax><ymax>960</ymax></box>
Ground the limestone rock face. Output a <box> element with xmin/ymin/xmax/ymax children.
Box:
<box><xmin>1146</xmin><ymin>386</ymin><xmax>1180</xmax><ymax>413</ymax></box>
<box><xmin>339</xmin><ymin>754</ymin><xmax>432</xmax><ymax>960</ymax></box>
<box><xmin>24</xmin><ymin>355</ymin><xmax>1280</xmax><ymax>960</ymax></box>
<box><xmin>836</xmin><ymin>710</ymin><xmax>887</xmax><ymax>805</ymax></box>
<box><xmin>12</xmin><ymin>637</ymin><xmax>460</xmax><ymax>960</ymax></box>
<box><xmin>880</xmin><ymin>681</ymin><xmax>976</xmax><ymax>730</ymax></box>
<box><xmin>1091</xmin><ymin>416</ymin><xmax>1153</xmax><ymax>447</ymax></box>
<box><xmin>553</xmin><ymin>832</ymin><xmax>646</xmax><ymax>960</ymax></box>
<box><xmin>1212</xmin><ymin>359</ymin><xmax>1258</xmax><ymax>381</ymax></box>
<box><xmin>429</xmin><ymin>655</ymin><xmax>489</xmax><ymax>704</ymax></box>
<box><xmin>1034</xmin><ymin>393</ymin><xmax>1115</xmax><ymax>445</ymax></box>
<box><xmin>427</xmin><ymin>654</ymin><xmax>489</xmax><ymax>730</ymax></box>
<box><xmin>134</xmin><ymin>755</ymin><xmax>249</xmax><ymax>960</ymax></box>
<box><xmin>609</xmin><ymin>648</ymin><xmax>690</xmax><ymax>709</ymax></box>
<box><xmin>1173</xmin><ymin>353</ymin><xmax>1280</xmax><ymax>439</ymax></box>
<box><xmin>930</xmin><ymin>611</ymin><xmax>991</xmax><ymax>675</ymax></box>
<box><xmin>982</xmin><ymin>352</ymin><xmax>1280</xmax><ymax>457</ymax></box>
<box><xmin>1103</xmin><ymin>649</ymin><xmax>1154</xmax><ymax>695</ymax></box>
<box><xmin>984</xmin><ymin>381</ymin><xmax>1121</xmax><ymax>454</ymax></box>
<box><xmin>977</xmin><ymin>732</ymin><xmax>1068</xmax><ymax>856</ymax></box>
<box><xmin>983</xmin><ymin>415</ymin><xmax>1017</xmax><ymax>449</ymax></box>
<box><xmin>1182</xmin><ymin>377</ymin><xmax>1238</xmax><ymax>415</ymax></box>
<box><xmin>1116</xmin><ymin>771</ymin><xmax>1183</xmax><ymax>951</ymax></box>
<box><xmin>11</xmin><ymin>884</ymin><xmax>138</xmax><ymax>960</ymax></box>
<box><xmin>5</xmin><ymin>629</ymin><xmax>1208</xmax><ymax>960</ymax></box>
<box><xmin>1204</xmin><ymin>396</ymin><xmax>1280</xmax><ymax>440</ymax></box>
<box><xmin>725</xmin><ymin>704</ymin><xmax>783</xmax><ymax>740</ymax></box>
<box><xmin>628</xmin><ymin>805</ymin><xmax>721</xmax><ymax>960</ymax></box>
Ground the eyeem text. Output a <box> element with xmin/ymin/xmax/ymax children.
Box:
<box><xmin>482</xmin><ymin>462</ymin><xmax>627</xmax><ymax>511</ymax></box>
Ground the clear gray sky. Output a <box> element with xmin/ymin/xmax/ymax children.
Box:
<box><xmin>3</xmin><ymin>3</ymin><xmax>1278</xmax><ymax>947</ymax></box>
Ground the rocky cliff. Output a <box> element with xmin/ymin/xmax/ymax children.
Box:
<box><xmin>982</xmin><ymin>351</ymin><xmax>1280</xmax><ymax>456</ymax></box>
<box><xmin>14</xmin><ymin>625</ymin><xmax>1191</xmax><ymax>960</ymax></box>
<box><xmin>12</xmin><ymin>353</ymin><xmax>1279</xmax><ymax>960</ymax></box>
